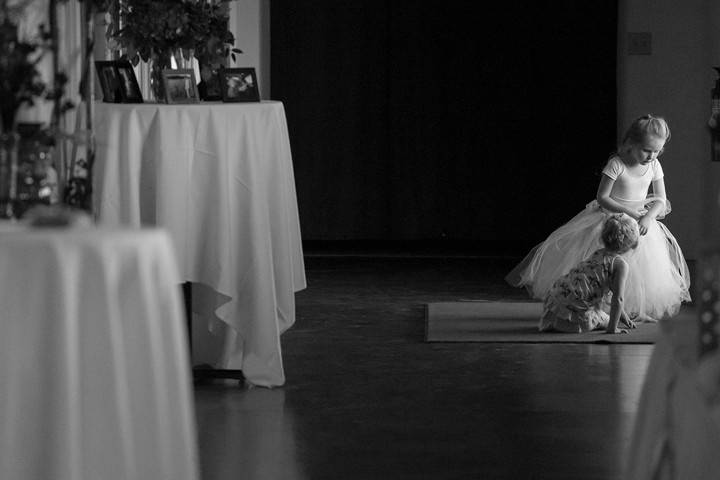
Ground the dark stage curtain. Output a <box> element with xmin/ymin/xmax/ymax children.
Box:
<box><xmin>271</xmin><ymin>1</ymin><xmax>617</xmax><ymax>254</ymax></box>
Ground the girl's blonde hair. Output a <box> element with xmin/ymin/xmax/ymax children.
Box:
<box><xmin>620</xmin><ymin>114</ymin><xmax>671</xmax><ymax>149</ymax></box>
<box><xmin>601</xmin><ymin>214</ymin><xmax>639</xmax><ymax>253</ymax></box>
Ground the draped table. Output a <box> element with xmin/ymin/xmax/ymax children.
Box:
<box><xmin>624</xmin><ymin>310</ymin><xmax>720</xmax><ymax>479</ymax></box>
<box><xmin>93</xmin><ymin>101</ymin><xmax>306</xmax><ymax>387</ymax></box>
<box><xmin>0</xmin><ymin>225</ymin><xmax>198</xmax><ymax>480</ymax></box>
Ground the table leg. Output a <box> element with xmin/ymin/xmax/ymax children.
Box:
<box><xmin>182</xmin><ymin>282</ymin><xmax>245</xmax><ymax>383</ymax></box>
<box><xmin>182</xmin><ymin>282</ymin><xmax>193</xmax><ymax>355</ymax></box>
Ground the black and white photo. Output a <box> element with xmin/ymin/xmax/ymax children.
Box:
<box><xmin>220</xmin><ymin>68</ymin><xmax>260</xmax><ymax>102</ymax></box>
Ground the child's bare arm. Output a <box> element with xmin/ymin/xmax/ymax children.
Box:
<box><xmin>643</xmin><ymin>179</ymin><xmax>667</xmax><ymax>220</ymax></box>
<box><xmin>638</xmin><ymin>178</ymin><xmax>667</xmax><ymax>235</ymax></box>
<box><xmin>607</xmin><ymin>258</ymin><xmax>630</xmax><ymax>334</ymax></box>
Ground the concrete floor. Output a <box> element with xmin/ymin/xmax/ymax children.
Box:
<box><xmin>194</xmin><ymin>255</ymin><xmax>654</xmax><ymax>480</ymax></box>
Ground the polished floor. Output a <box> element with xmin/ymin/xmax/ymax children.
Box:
<box><xmin>193</xmin><ymin>254</ymin><xmax>655</xmax><ymax>480</ymax></box>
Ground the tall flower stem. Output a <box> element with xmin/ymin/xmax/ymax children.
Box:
<box><xmin>47</xmin><ymin>0</ymin><xmax>68</xmax><ymax>202</ymax></box>
<box><xmin>66</xmin><ymin>0</ymin><xmax>95</xmax><ymax>211</ymax></box>
<box><xmin>82</xmin><ymin>0</ymin><xmax>95</xmax><ymax>211</ymax></box>
<box><xmin>48</xmin><ymin>0</ymin><xmax>60</xmax><ymax>129</ymax></box>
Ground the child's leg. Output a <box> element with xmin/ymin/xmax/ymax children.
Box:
<box><xmin>584</xmin><ymin>308</ymin><xmax>609</xmax><ymax>331</ymax></box>
<box><xmin>552</xmin><ymin>316</ymin><xmax>583</xmax><ymax>333</ymax></box>
<box><xmin>542</xmin><ymin>310</ymin><xmax>606</xmax><ymax>333</ymax></box>
<box><xmin>539</xmin><ymin>313</ymin><xmax>582</xmax><ymax>333</ymax></box>
<box><xmin>628</xmin><ymin>311</ymin><xmax>657</xmax><ymax>323</ymax></box>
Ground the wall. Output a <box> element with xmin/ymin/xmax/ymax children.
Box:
<box><xmin>229</xmin><ymin>0</ymin><xmax>270</xmax><ymax>99</ymax></box>
<box><xmin>618</xmin><ymin>0</ymin><xmax>720</xmax><ymax>259</ymax></box>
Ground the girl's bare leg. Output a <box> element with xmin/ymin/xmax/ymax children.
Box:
<box><xmin>629</xmin><ymin>312</ymin><xmax>657</xmax><ymax>323</ymax></box>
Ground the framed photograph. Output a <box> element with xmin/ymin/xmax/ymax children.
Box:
<box><xmin>95</xmin><ymin>60</ymin><xmax>121</xmax><ymax>103</ymax></box>
<box><xmin>115</xmin><ymin>60</ymin><xmax>143</xmax><ymax>103</ymax></box>
<box><xmin>220</xmin><ymin>68</ymin><xmax>260</xmax><ymax>103</ymax></box>
<box><xmin>161</xmin><ymin>69</ymin><xmax>199</xmax><ymax>104</ymax></box>
<box><xmin>198</xmin><ymin>64</ymin><xmax>224</xmax><ymax>101</ymax></box>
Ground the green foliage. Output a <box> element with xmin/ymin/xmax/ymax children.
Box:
<box><xmin>108</xmin><ymin>0</ymin><xmax>241</xmax><ymax>67</ymax></box>
<box><xmin>0</xmin><ymin>17</ymin><xmax>47</xmax><ymax>132</ymax></box>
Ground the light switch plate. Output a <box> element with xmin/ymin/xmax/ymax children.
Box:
<box><xmin>627</xmin><ymin>32</ymin><xmax>652</xmax><ymax>55</ymax></box>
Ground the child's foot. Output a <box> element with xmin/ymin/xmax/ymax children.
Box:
<box><xmin>605</xmin><ymin>327</ymin><xmax>629</xmax><ymax>334</ymax></box>
<box><xmin>629</xmin><ymin>312</ymin><xmax>657</xmax><ymax>323</ymax></box>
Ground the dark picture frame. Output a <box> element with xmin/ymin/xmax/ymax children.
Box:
<box><xmin>95</xmin><ymin>60</ymin><xmax>121</xmax><ymax>103</ymax></box>
<box><xmin>198</xmin><ymin>64</ymin><xmax>224</xmax><ymax>101</ymax></box>
<box><xmin>161</xmin><ymin>69</ymin><xmax>199</xmax><ymax>104</ymax></box>
<box><xmin>115</xmin><ymin>60</ymin><xmax>143</xmax><ymax>103</ymax></box>
<box><xmin>220</xmin><ymin>68</ymin><xmax>260</xmax><ymax>103</ymax></box>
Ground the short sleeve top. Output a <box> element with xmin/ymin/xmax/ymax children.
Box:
<box><xmin>602</xmin><ymin>156</ymin><xmax>664</xmax><ymax>202</ymax></box>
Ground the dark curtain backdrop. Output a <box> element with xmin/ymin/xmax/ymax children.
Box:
<box><xmin>271</xmin><ymin>1</ymin><xmax>617</xmax><ymax>254</ymax></box>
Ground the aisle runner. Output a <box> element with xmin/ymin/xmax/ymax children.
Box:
<box><xmin>425</xmin><ymin>301</ymin><xmax>659</xmax><ymax>344</ymax></box>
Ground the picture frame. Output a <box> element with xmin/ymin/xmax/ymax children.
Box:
<box><xmin>220</xmin><ymin>68</ymin><xmax>260</xmax><ymax>103</ymax></box>
<box><xmin>161</xmin><ymin>69</ymin><xmax>199</xmax><ymax>104</ymax></box>
<box><xmin>115</xmin><ymin>60</ymin><xmax>143</xmax><ymax>103</ymax></box>
<box><xmin>94</xmin><ymin>60</ymin><xmax>122</xmax><ymax>103</ymax></box>
<box><xmin>198</xmin><ymin>64</ymin><xmax>224</xmax><ymax>101</ymax></box>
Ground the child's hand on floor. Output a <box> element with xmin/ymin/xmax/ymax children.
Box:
<box><xmin>605</xmin><ymin>327</ymin><xmax>630</xmax><ymax>334</ymax></box>
<box><xmin>621</xmin><ymin>316</ymin><xmax>637</xmax><ymax>329</ymax></box>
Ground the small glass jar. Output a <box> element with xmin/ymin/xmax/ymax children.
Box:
<box><xmin>14</xmin><ymin>125</ymin><xmax>59</xmax><ymax>218</ymax></box>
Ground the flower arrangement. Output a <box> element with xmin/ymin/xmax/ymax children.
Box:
<box><xmin>186</xmin><ymin>0</ymin><xmax>241</xmax><ymax>83</ymax></box>
<box><xmin>111</xmin><ymin>0</ymin><xmax>239</xmax><ymax>61</ymax></box>
<box><xmin>109</xmin><ymin>0</ymin><xmax>193</xmax><ymax>64</ymax></box>
<box><xmin>107</xmin><ymin>0</ymin><xmax>241</xmax><ymax>100</ymax></box>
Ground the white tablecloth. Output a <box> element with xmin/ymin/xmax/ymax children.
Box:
<box><xmin>624</xmin><ymin>312</ymin><xmax>720</xmax><ymax>479</ymax></box>
<box><xmin>0</xmin><ymin>225</ymin><xmax>198</xmax><ymax>480</ymax></box>
<box><xmin>93</xmin><ymin>101</ymin><xmax>307</xmax><ymax>387</ymax></box>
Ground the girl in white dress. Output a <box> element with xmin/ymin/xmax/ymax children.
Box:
<box><xmin>507</xmin><ymin>114</ymin><xmax>691</xmax><ymax>321</ymax></box>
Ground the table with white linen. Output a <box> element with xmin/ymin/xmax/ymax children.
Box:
<box><xmin>93</xmin><ymin>101</ymin><xmax>307</xmax><ymax>387</ymax></box>
<box><xmin>624</xmin><ymin>311</ymin><xmax>720</xmax><ymax>480</ymax></box>
<box><xmin>0</xmin><ymin>225</ymin><xmax>198</xmax><ymax>480</ymax></box>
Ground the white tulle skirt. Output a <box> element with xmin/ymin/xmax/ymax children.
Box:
<box><xmin>506</xmin><ymin>199</ymin><xmax>691</xmax><ymax>320</ymax></box>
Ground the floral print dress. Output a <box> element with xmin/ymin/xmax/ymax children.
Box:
<box><xmin>539</xmin><ymin>249</ymin><xmax>620</xmax><ymax>332</ymax></box>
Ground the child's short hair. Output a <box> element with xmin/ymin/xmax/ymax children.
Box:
<box><xmin>601</xmin><ymin>214</ymin><xmax>639</xmax><ymax>253</ymax></box>
<box><xmin>622</xmin><ymin>114</ymin><xmax>671</xmax><ymax>146</ymax></box>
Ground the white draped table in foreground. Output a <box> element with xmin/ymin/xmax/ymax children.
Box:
<box><xmin>624</xmin><ymin>311</ymin><xmax>720</xmax><ymax>479</ymax></box>
<box><xmin>93</xmin><ymin>101</ymin><xmax>307</xmax><ymax>387</ymax></box>
<box><xmin>0</xmin><ymin>226</ymin><xmax>198</xmax><ymax>480</ymax></box>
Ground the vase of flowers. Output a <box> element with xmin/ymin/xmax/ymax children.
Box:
<box><xmin>148</xmin><ymin>50</ymin><xmax>172</xmax><ymax>102</ymax></box>
<box><xmin>188</xmin><ymin>1</ymin><xmax>241</xmax><ymax>101</ymax></box>
<box><xmin>108</xmin><ymin>0</ymin><xmax>241</xmax><ymax>102</ymax></box>
<box><xmin>109</xmin><ymin>0</ymin><xmax>189</xmax><ymax>102</ymax></box>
